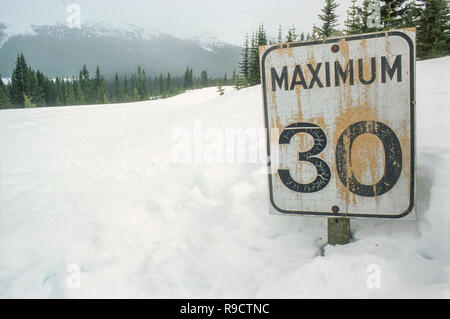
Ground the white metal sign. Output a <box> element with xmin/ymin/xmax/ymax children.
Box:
<box><xmin>260</xmin><ymin>29</ymin><xmax>416</xmax><ymax>219</ymax></box>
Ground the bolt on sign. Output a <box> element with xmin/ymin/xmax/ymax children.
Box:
<box><xmin>260</xmin><ymin>29</ymin><xmax>416</xmax><ymax>220</ymax></box>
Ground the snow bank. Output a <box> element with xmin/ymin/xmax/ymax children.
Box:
<box><xmin>0</xmin><ymin>57</ymin><xmax>448</xmax><ymax>298</ymax></box>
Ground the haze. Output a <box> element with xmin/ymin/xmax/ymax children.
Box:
<box><xmin>1</xmin><ymin>0</ymin><xmax>353</xmax><ymax>45</ymax></box>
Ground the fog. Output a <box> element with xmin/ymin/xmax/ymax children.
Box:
<box><xmin>1</xmin><ymin>0</ymin><xmax>353</xmax><ymax>45</ymax></box>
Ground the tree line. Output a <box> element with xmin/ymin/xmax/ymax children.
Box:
<box><xmin>237</xmin><ymin>0</ymin><xmax>450</xmax><ymax>87</ymax></box>
<box><xmin>0</xmin><ymin>54</ymin><xmax>232</xmax><ymax>109</ymax></box>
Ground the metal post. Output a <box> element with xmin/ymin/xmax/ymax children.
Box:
<box><xmin>327</xmin><ymin>217</ymin><xmax>350</xmax><ymax>245</ymax></box>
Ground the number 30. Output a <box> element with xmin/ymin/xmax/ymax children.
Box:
<box><xmin>277</xmin><ymin>120</ymin><xmax>402</xmax><ymax>197</ymax></box>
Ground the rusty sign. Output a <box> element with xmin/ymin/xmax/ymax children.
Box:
<box><xmin>260</xmin><ymin>29</ymin><xmax>416</xmax><ymax>219</ymax></box>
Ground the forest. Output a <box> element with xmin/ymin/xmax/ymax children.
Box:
<box><xmin>0</xmin><ymin>0</ymin><xmax>449</xmax><ymax>109</ymax></box>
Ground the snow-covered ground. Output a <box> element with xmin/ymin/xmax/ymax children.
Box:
<box><xmin>0</xmin><ymin>57</ymin><xmax>449</xmax><ymax>298</ymax></box>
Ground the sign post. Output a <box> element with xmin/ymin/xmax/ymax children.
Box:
<box><xmin>260</xmin><ymin>29</ymin><xmax>416</xmax><ymax>244</ymax></box>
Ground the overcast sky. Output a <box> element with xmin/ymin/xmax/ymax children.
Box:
<box><xmin>1</xmin><ymin>0</ymin><xmax>354</xmax><ymax>45</ymax></box>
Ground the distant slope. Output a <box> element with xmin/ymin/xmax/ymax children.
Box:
<box><xmin>0</xmin><ymin>57</ymin><xmax>448</xmax><ymax>298</ymax></box>
<box><xmin>0</xmin><ymin>24</ymin><xmax>241</xmax><ymax>78</ymax></box>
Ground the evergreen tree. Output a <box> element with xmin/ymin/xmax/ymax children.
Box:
<box><xmin>79</xmin><ymin>64</ymin><xmax>93</xmax><ymax>103</ymax></box>
<box><xmin>93</xmin><ymin>66</ymin><xmax>106</xmax><ymax>104</ymax></box>
<box><xmin>184</xmin><ymin>67</ymin><xmax>190</xmax><ymax>89</ymax></box>
<box><xmin>75</xmin><ymin>80</ymin><xmax>86</xmax><ymax>105</ymax></box>
<box><xmin>257</xmin><ymin>23</ymin><xmax>268</xmax><ymax>45</ymax></box>
<box><xmin>248</xmin><ymin>32</ymin><xmax>260</xmax><ymax>85</ymax></box>
<box><xmin>402</xmin><ymin>0</ymin><xmax>422</xmax><ymax>28</ymax></box>
<box><xmin>114</xmin><ymin>73</ymin><xmax>121</xmax><ymax>102</ymax></box>
<box><xmin>0</xmin><ymin>74</ymin><xmax>11</xmax><ymax>109</ymax></box>
<box><xmin>277</xmin><ymin>24</ymin><xmax>283</xmax><ymax>43</ymax></box>
<box><xmin>345</xmin><ymin>0</ymin><xmax>361</xmax><ymax>34</ymax></box>
<box><xmin>10</xmin><ymin>53</ymin><xmax>29</xmax><ymax>107</ymax></box>
<box><xmin>142</xmin><ymin>69</ymin><xmax>149</xmax><ymax>98</ymax></box>
<box><xmin>239</xmin><ymin>33</ymin><xmax>250</xmax><ymax>85</ymax></box>
<box><xmin>34</xmin><ymin>70</ymin><xmax>46</xmax><ymax>106</ymax></box>
<box><xmin>166</xmin><ymin>72</ymin><xmax>172</xmax><ymax>95</ymax></box>
<box><xmin>312</xmin><ymin>24</ymin><xmax>319</xmax><ymax>39</ymax></box>
<box><xmin>316</xmin><ymin>0</ymin><xmax>340</xmax><ymax>38</ymax></box>
<box><xmin>232</xmin><ymin>70</ymin><xmax>238</xmax><ymax>88</ymax></box>
<box><xmin>23</xmin><ymin>94</ymin><xmax>35</xmax><ymax>108</ymax></box>
<box><xmin>158</xmin><ymin>73</ymin><xmax>164</xmax><ymax>95</ymax></box>
<box><xmin>217</xmin><ymin>80</ymin><xmax>225</xmax><ymax>96</ymax></box>
<box><xmin>123</xmin><ymin>75</ymin><xmax>130</xmax><ymax>101</ymax></box>
<box><xmin>286</xmin><ymin>24</ymin><xmax>298</xmax><ymax>42</ymax></box>
<box><xmin>246</xmin><ymin>25</ymin><xmax>268</xmax><ymax>86</ymax></box>
<box><xmin>417</xmin><ymin>0</ymin><xmax>450</xmax><ymax>57</ymax></box>
<box><xmin>200</xmin><ymin>69</ymin><xmax>208</xmax><ymax>87</ymax></box>
<box><xmin>379</xmin><ymin>0</ymin><xmax>408</xmax><ymax>29</ymax></box>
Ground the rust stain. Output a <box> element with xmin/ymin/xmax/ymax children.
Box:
<box><xmin>269</xmin><ymin>89</ymin><xmax>284</xmax><ymax>143</ymax></box>
<box><xmin>338</xmin><ymin>38</ymin><xmax>349</xmax><ymax>57</ymax></box>
<box><xmin>295</xmin><ymin>85</ymin><xmax>303</xmax><ymax>123</ymax></box>
<box><xmin>276</xmin><ymin>45</ymin><xmax>294</xmax><ymax>57</ymax></box>
<box><xmin>360</xmin><ymin>39</ymin><xmax>367</xmax><ymax>50</ymax></box>
<box><xmin>351</xmin><ymin>134</ymin><xmax>385</xmax><ymax>185</ymax></box>
<box><xmin>259</xmin><ymin>45</ymin><xmax>268</xmax><ymax>57</ymax></box>
<box><xmin>333</xmin><ymin>98</ymin><xmax>379</xmax><ymax>213</ymax></box>
<box><xmin>398</xmin><ymin>120</ymin><xmax>411</xmax><ymax>181</ymax></box>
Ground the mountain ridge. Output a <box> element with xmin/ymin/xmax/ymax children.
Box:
<box><xmin>0</xmin><ymin>23</ymin><xmax>241</xmax><ymax>78</ymax></box>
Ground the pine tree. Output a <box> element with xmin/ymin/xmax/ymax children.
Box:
<box><xmin>417</xmin><ymin>0</ymin><xmax>450</xmax><ymax>58</ymax></box>
<box><xmin>0</xmin><ymin>74</ymin><xmax>11</xmax><ymax>109</ymax></box>
<box><xmin>142</xmin><ymin>69</ymin><xmax>149</xmax><ymax>98</ymax></box>
<box><xmin>402</xmin><ymin>0</ymin><xmax>422</xmax><ymax>28</ymax></box>
<box><xmin>286</xmin><ymin>24</ymin><xmax>298</xmax><ymax>42</ymax></box>
<box><xmin>123</xmin><ymin>75</ymin><xmax>130</xmax><ymax>102</ymax></box>
<box><xmin>34</xmin><ymin>70</ymin><xmax>46</xmax><ymax>106</ymax></box>
<box><xmin>74</xmin><ymin>80</ymin><xmax>86</xmax><ymax>104</ymax></box>
<box><xmin>200</xmin><ymin>69</ymin><xmax>208</xmax><ymax>87</ymax></box>
<box><xmin>239</xmin><ymin>33</ymin><xmax>250</xmax><ymax>85</ymax></box>
<box><xmin>257</xmin><ymin>23</ymin><xmax>268</xmax><ymax>45</ymax></box>
<box><xmin>158</xmin><ymin>73</ymin><xmax>164</xmax><ymax>95</ymax></box>
<box><xmin>93</xmin><ymin>66</ymin><xmax>106</xmax><ymax>104</ymax></box>
<box><xmin>316</xmin><ymin>0</ymin><xmax>340</xmax><ymax>38</ymax></box>
<box><xmin>380</xmin><ymin>1</ymin><xmax>408</xmax><ymax>29</ymax></box>
<box><xmin>232</xmin><ymin>70</ymin><xmax>239</xmax><ymax>88</ymax></box>
<box><xmin>248</xmin><ymin>25</ymin><xmax>268</xmax><ymax>86</ymax></box>
<box><xmin>10</xmin><ymin>53</ymin><xmax>29</xmax><ymax>107</ymax></box>
<box><xmin>248</xmin><ymin>33</ymin><xmax>259</xmax><ymax>85</ymax></box>
<box><xmin>114</xmin><ymin>73</ymin><xmax>121</xmax><ymax>102</ymax></box>
<box><xmin>217</xmin><ymin>80</ymin><xmax>225</xmax><ymax>96</ymax></box>
<box><xmin>277</xmin><ymin>24</ymin><xmax>283</xmax><ymax>43</ymax></box>
<box><xmin>345</xmin><ymin>0</ymin><xmax>361</xmax><ymax>34</ymax></box>
<box><xmin>312</xmin><ymin>24</ymin><xmax>319</xmax><ymax>39</ymax></box>
<box><xmin>23</xmin><ymin>94</ymin><xmax>35</xmax><ymax>108</ymax></box>
<box><xmin>79</xmin><ymin>64</ymin><xmax>93</xmax><ymax>103</ymax></box>
<box><xmin>183</xmin><ymin>67</ymin><xmax>190</xmax><ymax>89</ymax></box>
<box><xmin>166</xmin><ymin>72</ymin><xmax>172</xmax><ymax>95</ymax></box>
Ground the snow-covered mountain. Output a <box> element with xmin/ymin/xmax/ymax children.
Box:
<box><xmin>0</xmin><ymin>23</ymin><xmax>241</xmax><ymax>78</ymax></box>
<box><xmin>0</xmin><ymin>57</ymin><xmax>448</xmax><ymax>298</ymax></box>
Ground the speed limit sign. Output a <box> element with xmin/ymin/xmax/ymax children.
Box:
<box><xmin>260</xmin><ymin>29</ymin><xmax>416</xmax><ymax>219</ymax></box>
